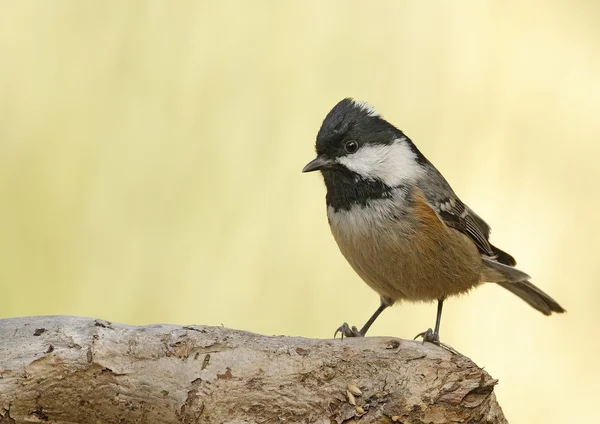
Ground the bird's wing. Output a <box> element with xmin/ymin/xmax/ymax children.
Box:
<box><xmin>431</xmin><ymin>196</ymin><xmax>492</xmax><ymax>254</ymax></box>
<box><xmin>426</xmin><ymin>194</ymin><xmax>517</xmax><ymax>266</ymax></box>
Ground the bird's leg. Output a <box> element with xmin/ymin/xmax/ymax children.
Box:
<box><xmin>414</xmin><ymin>298</ymin><xmax>444</xmax><ymax>344</ymax></box>
<box><xmin>335</xmin><ymin>300</ymin><xmax>388</xmax><ymax>338</ymax></box>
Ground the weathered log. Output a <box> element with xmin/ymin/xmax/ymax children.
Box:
<box><xmin>0</xmin><ymin>316</ymin><xmax>506</xmax><ymax>423</ymax></box>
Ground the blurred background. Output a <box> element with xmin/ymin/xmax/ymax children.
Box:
<box><xmin>1</xmin><ymin>1</ymin><xmax>598</xmax><ymax>421</ymax></box>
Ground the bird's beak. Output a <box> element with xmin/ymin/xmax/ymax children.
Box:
<box><xmin>302</xmin><ymin>156</ymin><xmax>333</xmax><ymax>173</ymax></box>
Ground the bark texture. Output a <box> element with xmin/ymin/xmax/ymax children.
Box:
<box><xmin>0</xmin><ymin>316</ymin><xmax>506</xmax><ymax>424</ymax></box>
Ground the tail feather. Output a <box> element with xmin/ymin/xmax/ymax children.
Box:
<box><xmin>482</xmin><ymin>257</ymin><xmax>565</xmax><ymax>315</ymax></box>
<box><xmin>482</xmin><ymin>257</ymin><xmax>531</xmax><ymax>282</ymax></box>
<box><xmin>497</xmin><ymin>281</ymin><xmax>566</xmax><ymax>315</ymax></box>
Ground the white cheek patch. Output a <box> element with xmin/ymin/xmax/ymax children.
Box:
<box><xmin>336</xmin><ymin>139</ymin><xmax>423</xmax><ymax>187</ymax></box>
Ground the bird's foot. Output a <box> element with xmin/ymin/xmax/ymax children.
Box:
<box><xmin>414</xmin><ymin>328</ymin><xmax>439</xmax><ymax>344</ymax></box>
<box><xmin>413</xmin><ymin>328</ymin><xmax>459</xmax><ymax>355</ymax></box>
<box><xmin>334</xmin><ymin>322</ymin><xmax>363</xmax><ymax>339</ymax></box>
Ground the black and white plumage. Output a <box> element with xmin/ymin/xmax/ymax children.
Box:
<box><xmin>303</xmin><ymin>98</ymin><xmax>564</xmax><ymax>344</ymax></box>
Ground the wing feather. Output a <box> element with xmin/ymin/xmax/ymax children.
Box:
<box><xmin>431</xmin><ymin>196</ymin><xmax>516</xmax><ymax>266</ymax></box>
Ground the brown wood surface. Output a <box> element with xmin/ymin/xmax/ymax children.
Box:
<box><xmin>0</xmin><ymin>316</ymin><xmax>506</xmax><ymax>424</ymax></box>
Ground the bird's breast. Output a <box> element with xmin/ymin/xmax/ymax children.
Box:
<box><xmin>327</xmin><ymin>189</ymin><xmax>416</xmax><ymax>244</ymax></box>
<box><xmin>327</xmin><ymin>188</ymin><xmax>482</xmax><ymax>302</ymax></box>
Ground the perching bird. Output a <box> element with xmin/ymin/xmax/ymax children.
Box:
<box><xmin>303</xmin><ymin>98</ymin><xmax>565</xmax><ymax>344</ymax></box>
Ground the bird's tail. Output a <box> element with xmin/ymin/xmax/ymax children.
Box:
<box><xmin>497</xmin><ymin>281</ymin><xmax>565</xmax><ymax>315</ymax></box>
<box><xmin>482</xmin><ymin>257</ymin><xmax>566</xmax><ymax>315</ymax></box>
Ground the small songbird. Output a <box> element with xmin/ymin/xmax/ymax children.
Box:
<box><xmin>303</xmin><ymin>98</ymin><xmax>565</xmax><ymax>345</ymax></box>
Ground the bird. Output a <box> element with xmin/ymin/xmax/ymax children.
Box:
<box><xmin>302</xmin><ymin>98</ymin><xmax>565</xmax><ymax>345</ymax></box>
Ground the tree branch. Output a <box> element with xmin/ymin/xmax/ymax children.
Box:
<box><xmin>0</xmin><ymin>316</ymin><xmax>506</xmax><ymax>423</ymax></box>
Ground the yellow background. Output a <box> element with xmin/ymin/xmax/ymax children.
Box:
<box><xmin>1</xmin><ymin>1</ymin><xmax>598</xmax><ymax>422</ymax></box>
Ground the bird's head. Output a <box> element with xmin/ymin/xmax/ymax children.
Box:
<box><xmin>303</xmin><ymin>98</ymin><xmax>427</xmax><ymax>189</ymax></box>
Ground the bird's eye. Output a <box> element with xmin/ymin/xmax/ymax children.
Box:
<box><xmin>344</xmin><ymin>140</ymin><xmax>358</xmax><ymax>153</ymax></box>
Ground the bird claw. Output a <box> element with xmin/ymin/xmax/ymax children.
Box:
<box><xmin>334</xmin><ymin>322</ymin><xmax>362</xmax><ymax>339</ymax></box>
<box><xmin>414</xmin><ymin>328</ymin><xmax>439</xmax><ymax>344</ymax></box>
<box><xmin>413</xmin><ymin>328</ymin><xmax>459</xmax><ymax>355</ymax></box>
